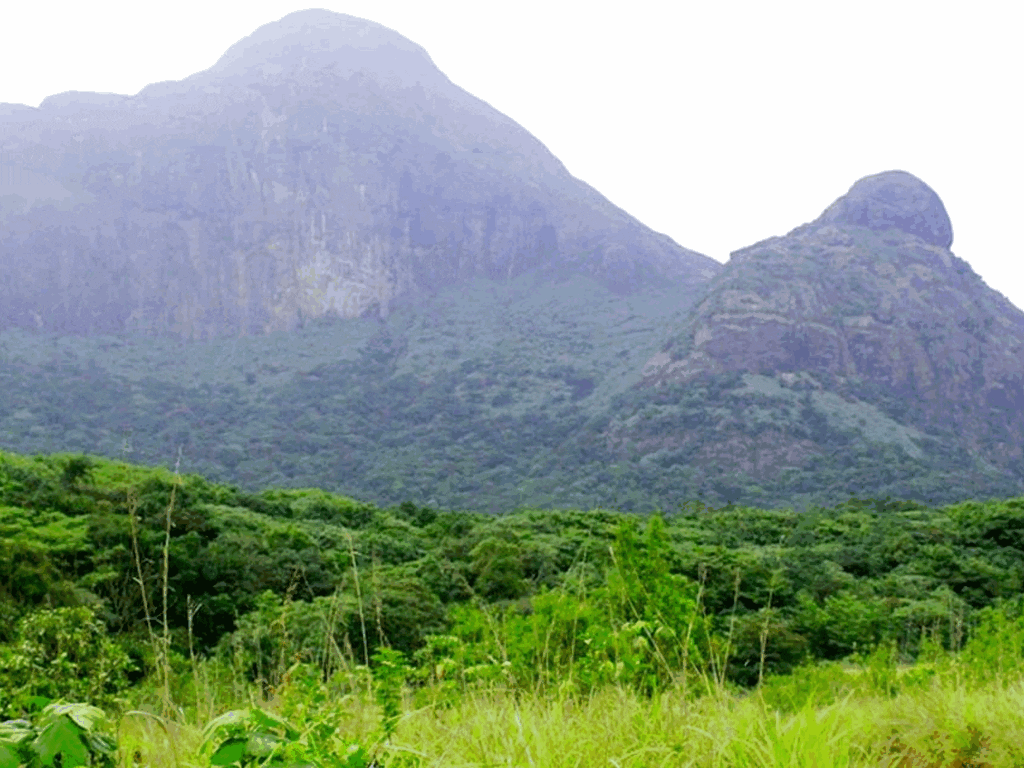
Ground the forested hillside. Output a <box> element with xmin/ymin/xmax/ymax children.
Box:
<box><xmin>9</xmin><ymin>449</ymin><xmax>1024</xmax><ymax>764</ymax></box>
<box><xmin>3</xmin><ymin>273</ymin><xmax>1020</xmax><ymax>517</ymax></box>
<box><xmin>4</xmin><ymin>10</ymin><xmax>1022</xmax><ymax>515</ymax></box>
<box><xmin>5</xmin><ymin>448</ymin><xmax>1024</xmax><ymax>696</ymax></box>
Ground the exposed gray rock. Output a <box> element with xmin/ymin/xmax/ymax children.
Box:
<box><xmin>0</xmin><ymin>9</ymin><xmax>720</xmax><ymax>339</ymax></box>
<box><xmin>639</xmin><ymin>171</ymin><xmax>1024</xmax><ymax>477</ymax></box>
<box><xmin>812</xmin><ymin>169</ymin><xmax>953</xmax><ymax>248</ymax></box>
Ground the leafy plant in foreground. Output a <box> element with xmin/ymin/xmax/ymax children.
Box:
<box><xmin>0</xmin><ymin>606</ymin><xmax>133</xmax><ymax>718</ymax></box>
<box><xmin>201</xmin><ymin>706</ymin><xmax>370</xmax><ymax>768</ymax></box>
<box><xmin>371</xmin><ymin>648</ymin><xmax>409</xmax><ymax>742</ymax></box>
<box><xmin>0</xmin><ymin>703</ymin><xmax>116</xmax><ymax>768</ymax></box>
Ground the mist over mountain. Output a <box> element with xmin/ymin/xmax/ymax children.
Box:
<box><xmin>0</xmin><ymin>9</ymin><xmax>718</xmax><ymax>338</ymax></box>
<box><xmin>1</xmin><ymin>13</ymin><xmax>1021</xmax><ymax>512</ymax></box>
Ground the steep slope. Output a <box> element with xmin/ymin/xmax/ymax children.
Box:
<box><xmin>0</xmin><ymin>9</ymin><xmax>719</xmax><ymax>338</ymax></box>
<box><xmin>1</xmin><ymin>206</ymin><xmax>1020</xmax><ymax>514</ymax></box>
<box><xmin>3</xmin><ymin>26</ymin><xmax>1021</xmax><ymax>514</ymax></box>
<box><xmin>627</xmin><ymin>170</ymin><xmax>1024</xmax><ymax>505</ymax></box>
<box><xmin>0</xmin><ymin>272</ymin><xmax>708</xmax><ymax>512</ymax></box>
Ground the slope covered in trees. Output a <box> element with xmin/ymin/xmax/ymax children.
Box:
<box><xmin>4</xmin><ymin>448</ymin><xmax>1024</xmax><ymax>701</ymax></box>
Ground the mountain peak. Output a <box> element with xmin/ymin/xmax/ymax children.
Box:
<box><xmin>0</xmin><ymin>9</ymin><xmax>719</xmax><ymax>339</ymax></box>
<box><xmin>206</xmin><ymin>9</ymin><xmax>436</xmax><ymax>84</ymax></box>
<box><xmin>813</xmin><ymin>170</ymin><xmax>953</xmax><ymax>248</ymax></box>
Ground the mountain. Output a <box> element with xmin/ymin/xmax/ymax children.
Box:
<box><xmin>1</xmin><ymin>171</ymin><xmax>1021</xmax><ymax>512</ymax></box>
<box><xmin>0</xmin><ymin>9</ymin><xmax>718</xmax><ymax>339</ymax></box>
<box><xmin>1</xmin><ymin>13</ymin><xmax>1021</xmax><ymax>512</ymax></box>
<box><xmin>626</xmin><ymin>170</ymin><xmax>1024</xmax><ymax>506</ymax></box>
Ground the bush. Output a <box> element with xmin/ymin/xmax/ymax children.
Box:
<box><xmin>0</xmin><ymin>607</ymin><xmax>133</xmax><ymax>718</ymax></box>
<box><xmin>0</xmin><ymin>702</ymin><xmax>116</xmax><ymax>768</ymax></box>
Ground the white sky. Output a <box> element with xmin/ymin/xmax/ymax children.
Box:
<box><xmin>4</xmin><ymin>1</ymin><xmax>1023</xmax><ymax>311</ymax></box>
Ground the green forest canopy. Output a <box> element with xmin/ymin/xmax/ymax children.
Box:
<box><xmin>3</xmin><ymin>447</ymin><xmax>1024</xmax><ymax>706</ymax></box>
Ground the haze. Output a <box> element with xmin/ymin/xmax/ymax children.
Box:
<box><xmin>3</xmin><ymin>0</ymin><xmax>1021</xmax><ymax>310</ymax></box>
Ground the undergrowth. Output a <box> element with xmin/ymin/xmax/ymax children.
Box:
<box><xmin>6</xmin><ymin>452</ymin><xmax>1024</xmax><ymax>765</ymax></box>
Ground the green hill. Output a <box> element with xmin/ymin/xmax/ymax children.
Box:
<box><xmin>2</xmin><ymin>260</ymin><xmax>1021</xmax><ymax>515</ymax></box>
<box><xmin>4</xmin><ymin>447</ymin><xmax>1024</xmax><ymax>688</ymax></box>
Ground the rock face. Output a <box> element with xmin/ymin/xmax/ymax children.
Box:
<box><xmin>813</xmin><ymin>170</ymin><xmax>953</xmax><ymax>248</ymax></box>
<box><xmin>0</xmin><ymin>9</ymin><xmax>719</xmax><ymax>338</ymax></box>
<box><xmin>639</xmin><ymin>170</ymin><xmax>1024</xmax><ymax>474</ymax></box>
<box><xmin>0</xmin><ymin>154</ymin><xmax>1020</xmax><ymax>509</ymax></box>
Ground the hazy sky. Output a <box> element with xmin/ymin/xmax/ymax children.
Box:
<box><xmin>5</xmin><ymin>1</ymin><xmax>1022</xmax><ymax>310</ymax></box>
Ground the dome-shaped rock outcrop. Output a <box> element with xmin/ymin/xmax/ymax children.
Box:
<box><xmin>813</xmin><ymin>170</ymin><xmax>953</xmax><ymax>248</ymax></box>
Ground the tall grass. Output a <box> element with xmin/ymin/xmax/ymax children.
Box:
<box><xmin>103</xmin><ymin>598</ymin><xmax>1024</xmax><ymax>768</ymax></box>
<box><xmin>111</xmin><ymin>495</ymin><xmax>1024</xmax><ymax>766</ymax></box>
<box><xmin>116</xmin><ymin>662</ymin><xmax>1024</xmax><ymax>767</ymax></box>
<box><xmin>386</xmin><ymin>675</ymin><xmax>1024</xmax><ymax>766</ymax></box>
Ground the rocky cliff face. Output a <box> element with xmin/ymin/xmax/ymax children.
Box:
<box><xmin>0</xmin><ymin>160</ymin><xmax>1020</xmax><ymax>510</ymax></box>
<box><xmin>638</xmin><ymin>170</ymin><xmax>1024</xmax><ymax>476</ymax></box>
<box><xmin>0</xmin><ymin>10</ymin><xmax>719</xmax><ymax>339</ymax></box>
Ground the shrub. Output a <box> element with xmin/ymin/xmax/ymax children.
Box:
<box><xmin>0</xmin><ymin>607</ymin><xmax>133</xmax><ymax>718</ymax></box>
<box><xmin>0</xmin><ymin>702</ymin><xmax>116</xmax><ymax>768</ymax></box>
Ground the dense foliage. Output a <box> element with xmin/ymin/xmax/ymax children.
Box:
<box><xmin>4</xmin><ymin>449</ymin><xmax>1024</xmax><ymax>718</ymax></box>
<box><xmin>1</xmin><ymin>274</ymin><xmax>1019</xmax><ymax>516</ymax></box>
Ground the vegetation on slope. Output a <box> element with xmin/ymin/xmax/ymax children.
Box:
<box><xmin>4</xmin><ymin>449</ymin><xmax>1024</xmax><ymax>688</ymax></box>
<box><xmin>7</xmin><ymin>449</ymin><xmax>1024</xmax><ymax>764</ymax></box>
<box><xmin>1</xmin><ymin>272</ymin><xmax>1019</xmax><ymax>515</ymax></box>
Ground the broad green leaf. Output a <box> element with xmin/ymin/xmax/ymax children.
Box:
<box><xmin>209</xmin><ymin>737</ymin><xmax>248</xmax><ymax>766</ymax></box>
<box><xmin>339</xmin><ymin>742</ymin><xmax>370</xmax><ymax>768</ymax></box>
<box><xmin>202</xmin><ymin>710</ymin><xmax>251</xmax><ymax>743</ymax></box>
<box><xmin>0</xmin><ymin>743</ymin><xmax>24</xmax><ymax>768</ymax></box>
<box><xmin>52</xmin><ymin>704</ymin><xmax>106</xmax><ymax>733</ymax></box>
<box><xmin>245</xmin><ymin>732</ymin><xmax>283</xmax><ymax>758</ymax></box>
<box><xmin>26</xmin><ymin>697</ymin><xmax>52</xmax><ymax>713</ymax></box>
<box><xmin>248</xmin><ymin>709</ymin><xmax>299</xmax><ymax>740</ymax></box>
<box><xmin>33</xmin><ymin>716</ymin><xmax>89</xmax><ymax>768</ymax></box>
